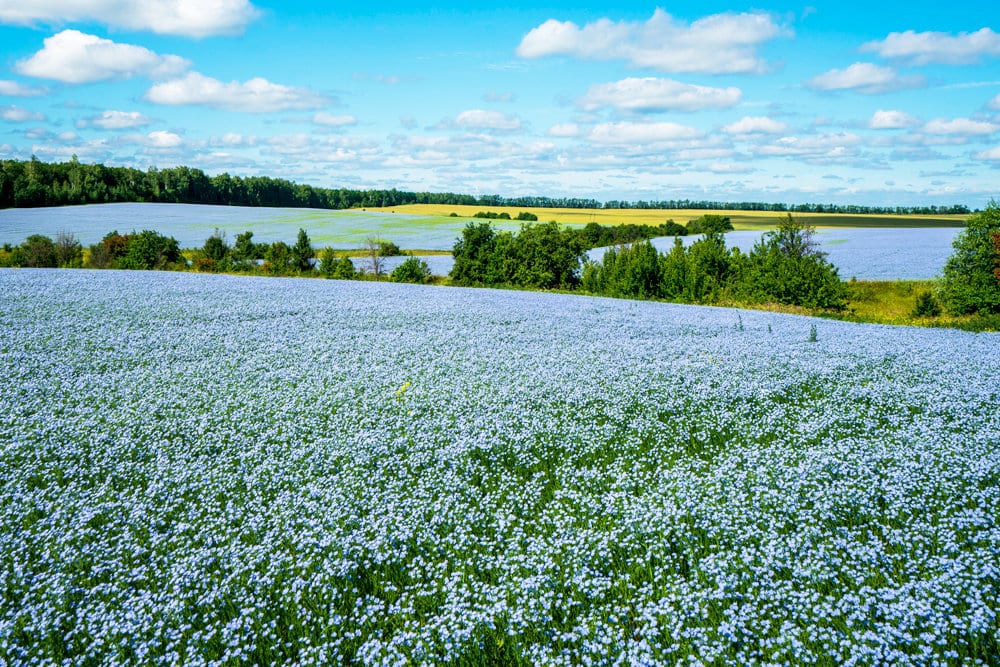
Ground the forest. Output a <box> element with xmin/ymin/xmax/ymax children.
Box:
<box><xmin>0</xmin><ymin>157</ymin><xmax>972</xmax><ymax>215</ymax></box>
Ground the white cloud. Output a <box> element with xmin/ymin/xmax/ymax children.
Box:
<box><xmin>989</xmin><ymin>94</ymin><xmax>1000</xmax><ymax>111</ymax></box>
<box><xmin>146</xmin><ymin>72</ymin><xmax>328</xmax><ymax>112</ymax></box>
<box><xmin>0</xmin><ymin>80</ymin><xmax>47</xmax><ymax>97</ymax></box>
<box><xmin>454</xmin><ymin>109</ymin><xmax>522</xmax><ymax>132</ymax></box>
<box><xmin>587</xmin><ymin>121</ymin><xmax>701</xmax><ymax>145</ymax></box>
<box><xmin>16</xmin><ymin>30</ymin><xmax>189</xmax><ymax>84</ymax></box>
<box><xmin>580</xmin><ymin>77</ymin><xmax>741</xmax><ymax>113</ymax></box>
<box><xmin>78</xmin><ymin>110</ymin><xmax>153</xmax><ymax>129</ymax></box>
<box><xmin>211</xmin><ymin>132</ymin><xmax>256</xmax><ymax>147</ymax></box>
<box><xmin>806</xmin><ymin>62</ymin><xmax>921</xmax><ymax>94</ymax></box>
<box><xmin>861</xmin><ymin>28</ymin><xmax>1000</xmax><ymax>65</ymax></box>
<box><xmin>922</xmin><ymin>118</ymin><xmax>998</xmax><ymax>135</ymax></box>
<box><xmin>1</xmin><ymin>105</ymin><xmax>45</xmax><ymax>122</ymax></box>
<box><xmin>756</xmin><ymin>132</ymin><xmax>862</xmax><ymax>158</ymax></box>
<box><xmin>976</xmin><ymin>146</ymin><xmax>1000</xmax><ymax>161</ymax></box>
<box><xmin>146</xmin><ymin>130</ymin><xmax>183</xmax><ymax>148</ymax></box>
<box><xmin>517</xmin><ymin>9</ymin><xmax>786</xmax><ymax>74</ymax></box>
<box><xmin>313</xmin><ymin>112</ymin><xmax>357</xmax><ymax>127</ymax></box>
<box><xmin>722</xmin><ymin>116</ymin><xmax>787</xmax><ymax>135</ymax></box>
<box><xmin>868</xmin><ymin>109</ymin><xmax>920</xmax><ymax>129</ymax></box>
<box><xmin>548</xmin><ymin>123</ymin><xmax>581</xmax><ymax>138</ymax></box>
<box><xmin>0</xmin><ymin>0</ymin><xmax>260</xmax><ymax>37</ymax></box>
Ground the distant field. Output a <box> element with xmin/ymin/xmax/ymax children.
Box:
<box><xmin>381</xmin><ymin>204</ymin><xmax>968</xmax><ymax>230</ymax></box>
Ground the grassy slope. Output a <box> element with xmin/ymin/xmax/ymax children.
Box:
<box><xmin>379</xmin><ymin>204</ymin><xmax>968</xmax><ymax>230</ymax></box>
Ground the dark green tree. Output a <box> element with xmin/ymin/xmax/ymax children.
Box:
<box><xmin>451</xmin><ymin>222</ymin><xmax>497</xmax><ymax>285</ymax></box>
<box><xmin>291</xmin><ymin>228</ymin><xmax>314</xmax><ymax>273</ymax></box>
<box><xmin>939</xmin><ymin>202</ymin><xmax>1000</xmax><ymax>315</ymax></box>
<box><xmin>202</xmin><ymin>228</ymin><xmax>229</xmax><ymax>262</ymax></box>
<box><xmin>265</xmin><ymin>241</ymin><xmax>291</xmax><ymax>274</ymax></box>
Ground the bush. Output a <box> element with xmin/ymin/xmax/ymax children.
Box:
<box><xmin>911</xmin><ymin>290</ymin><xmax>941</xmax><ymax>317</ymax></box>
<box><xmin>12</xmin><ymin>234</ymin><xmax>58</xmax><ymax>267</ymax></box>
<box><xmin>686</xmin><ymin>214</ymin><xmax>733</xmax><ymax>235</ymax></box>
<box><xmin>377</xmin><ymin>240</ymin><xmax>402</xmax><ymax>257</ymax></box>
<box><xmin>582</xmin><ymin>241</ymin><xmax>662</xmax><ymax>298</ymax></box>
<box><xmin>319</xmin><ymin>247</ymin><xmax>357</xmax><ymax>280</ymax></box>
<box><xmin>939</xmin><ymin>202</ymin><xmax>1000</xmax><ymax>315</ymax></box>
<box><xmin>119</xmin><ymin>230</ymin><xmax>182</xmax><ymax>270</ymax></box>
<box><xmin>739</xmin><ymin>214</ymin><xmax>847</xmax><ymax>310</ymax></box>
<box><xmin>390</xmin><ymin>256</ymin><xmax>432</xmax><ymax>284</ymax></box>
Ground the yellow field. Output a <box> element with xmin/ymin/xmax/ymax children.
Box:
<box><xmin>378</xmin><ymin>204</ymin><xmax>967</xmax><ymax>230</ymax></box>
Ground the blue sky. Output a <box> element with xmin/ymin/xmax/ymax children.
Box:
<box><xmin>1</xmin><ymin>1</ymin><xmax>998</xmax><ymax>207</ymax></box>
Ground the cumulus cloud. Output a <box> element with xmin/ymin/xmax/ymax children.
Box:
<box><xmin>580</xmin><ymin>77</ymin><xmax>741</xmax><ymax>113</ymax></box>
<box><xmin>454</xmin><ymin>109</ymin><xmax>522</xmax><ymax>132</ymax></box>
<box><xmin>722</xmin><ymin>116</ymin><xmax>787</xmax><ymax>135</ymax></box>
<box><xmin>868</xmin><ymin>109</ymin><xmax>921</xmax><ymax>129</ymax></box>
<box><xmin>587</xmin><ymin>121</ymin><xmax>701</xmax><ymax>145</ymax></box>
<box><xmin>976</xmin><ymin>146</ymin><xmax>1000</xmax><ymax>161</ymax></box>
<box><xmin>78</xmin><ymin>110</ymin><xmax>153</xmax><ymax>130</ymax></box>
<box><xmin>1</xmin><ymin>105</ymin><xmax>45</xmax><ymax>122</ymax></box>
<box><xmin>922</xmin><ymin>118</ymin><xmax>998</xmax><ymax>135</ymax></box>
<box><xmin>313</xmin><ymin>112</ymin><xmax>357</xmax><ymax>127</ymax></box>
<box><xmin>861</xmin><ymin>28</ymin><xmax>1000</xmax><ymax>65</ymax></box>
<box><xmin>0</xmin><ymin>80</ymin><xmax>47</xmax><ymax>97</ymax></box>
<box><xmin>806</xmin><ymin>62</ymin><xmax>922</xmax><ymax>94</ymax></box>
<box><xmin>0</xmin><ymin>0</ymin><xmax>260</xmax><ymax>37</ymax></box>
<box><xmin>145</xmin><ymin>130</ymin><xmax>183</xmax><ymax>148</ymax></box>
<box><xmin>989</xmin><ymin>93</ymin><xmax>1000</xmax><ymax>111</ymax></box>
<box><xmin>517</xmin><ymin>9</ymin><xmax>786</xmax><ymax>74</ymax></box>
<box><xmin>146</xmin><ymin>72</ymin><xmax>328</xmax><ymax>112</ymax></box>
<box><xmin>17</xmin><ymin>30</ymin><xmax>189</xmax><ymax>84</ymax></box>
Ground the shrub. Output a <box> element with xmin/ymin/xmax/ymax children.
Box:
<box><xmin>739</xmin><ymin>214</ymin><xmax>847</xmax><ymax>310</ymax></box>
<box><xmin>377</xmin><ymin>240</ymin><xmax>402</xmax><ymax>257</ymax></box>
<box><xmin>911</xmin><ymin>290</ymin><xmax>942</xmax><ymax>317</ymax></box>
<box><xmin>12</xmin><ymin>234</ymin><xmax>58</xmax><ymax>268</ymax></box>
<box><xmin>390</xmin><ymin>256</ymin><xmax>432</xmax><ymax>284</ymax></box>
<box><xmin>686</xmin><ymin>214</ymin><xmax>733</xmax><ymax>235</ymax></box>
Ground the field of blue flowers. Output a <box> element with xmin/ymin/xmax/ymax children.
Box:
<box><xmin>1</xmin><ymin>269</ymin><xmax>998</xmax><ymax>666</ymax></box>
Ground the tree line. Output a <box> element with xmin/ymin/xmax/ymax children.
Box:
<box><xmin>450</xmin><ymin>215</ymin><xmax>847</xmax><ymax>309</ymax></box>
<box><xmin>0</xmin><ymin>157</ymin><xmax>971</xmax><ymax>215</ymax></box>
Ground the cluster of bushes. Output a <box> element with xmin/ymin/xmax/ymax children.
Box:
<box><xmin>471</xmin><ymin>211</ymin><xmax>538</xmax><ymax>221</ymax></box>
<box><xmin>199</xmin><ymin>229</ymin><xmax>431</xmax><ymax>284</ymax></box>
<box><xmin>582</xmin><ymin>215</ymin><xmax>848</xmax><ymax>310</ymax></box>
<box><xmin>0</xmin><ymin>230</ymin><xmax>184</xmax><ymax>271</ymax></box>
<box><xmin>1</xmin><ymin>232</ymin><xmax>83</xmax><ymax>268</ymax></box>
<box><xmin>450</xmin><ymin>221</ymin><xmax>584</xmax><ymax>290</ymax></box>
<box><xmin>571</xmin><ymin>220</ymin><xmax>688</xmax><ymax>249</ymax></box>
